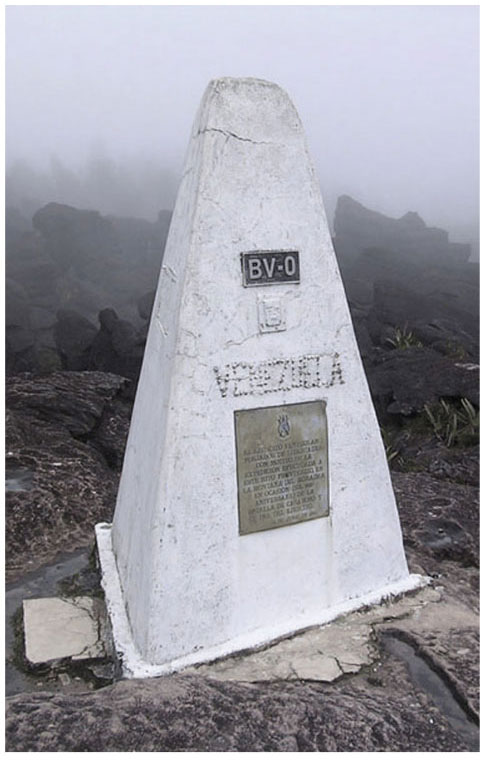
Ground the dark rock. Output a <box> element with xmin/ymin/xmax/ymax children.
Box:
<box><xmin>5</xmin><ymin>671</ymin><xmax>474</xmax><ymax>752</ymax></box>
<box><xmin>90</xmin><ymin>308</ymin><xmax>145</xmax><ymax>379</ymax></box>
<box><xmin>4</xmin><ymin>367</ymin><xmax>478</xmax><ymax>752</ymax></box>
<box><xmin>54</xmin><ymin>309</ymin><xmax>98</xmax><ymax>370</ymax></box>
<box><xmin>372</xmin><ymin>279</ymin><xmax>479</xmax><ymax>358</ymax></box>
<box><xmin>6</xmin><ymin>228</ymin><xmax>60</xmax><ymax>308</ymax></box>
<box><xmin>5</xmin><ymin>371</ymin><xmax>133</xmax><ymax>579</ymax></box>
<box><xmin>334</xmin><ymin>195</ymin><xmax>471</xmax><ymax>266</ymax></box>
<box><xmin>392</xmin><ymin>471</ymin><xmax>479</xmax><ymax>568</ymax></box>
<box><xmin>32</xmin><ymin>202</ymin><xmax>121</xmax><ymax>275</ymax></box>
<box><xmin>6</xmin><ymin>202</ymin><xmax>171</xmax><ymax>341</ymax></box>
<box><xmin>333</xmin><ymin>197</ymin><xmax>478</xmax><ymax>369</ymax></box>
<box><xmin>388</xmin><ymin>426</ymin><xmax>479</xmax><ymax>487</ymax></box>
<box><xmin>389</xmin><ymin>468</ymin><xmax>479</xmax><ymax>725</ymax></box>
<box><xmin>420</xmin><ymin>626</ymin><xmax>479</xmax><ymax>718</ymax></box>
<box><xmin>425</xmin><ymin>446</ymin><xmax>479</xmax><ymax>486</ymax></box>
<box><xmin>91</xmin><ymin>396</ymin><xmax>132</xmax><ymax>470</ymax></box>
<box><xmin>5</xmin><ymin>283</ymin><xmax>38</xmax><ymax>374</ymax></box>
<box><xmin>6</xmin><ymin>370</ymin><xmax>130</xmax><ymax>437</ymax></box>
<box><xmin>350</xmin><ymin>308</ymin><xmax>374</xmax><ymax>358</ymax></box>
<box><xmin>366</xmin><ymin>347</ymin><xmax>479</xmax><ymax>416</ymax></box>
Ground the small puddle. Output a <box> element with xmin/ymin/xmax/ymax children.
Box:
<box><xmin>5</xmin><ymin>468</ymin><xmax>34</xmax><ymax>492</ymax></box>
<box><xmin>382</xmin><ymin>634</ymin><xmax>479</xmax><ymax>750</ymax></box>
<box><xmin>5</xmin><ymin>547</ymin><xmax>95</xmax><ymax>696</ymax></box>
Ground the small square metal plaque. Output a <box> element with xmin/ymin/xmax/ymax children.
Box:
<box><xmin>241</xmin><ymin>250</ymin><xmax>300</xmax><ymax>287</ymax></box>
<box><xmin>258</xmin><ymin>297</ymin><xmax>286</xmax><ymax>333</ymax></box>
<box><xmin>235</xmin><ymin>400</ymin><xmax>329</xmax><ymax>535</ymax></box>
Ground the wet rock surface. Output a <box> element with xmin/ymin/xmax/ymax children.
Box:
<box><xmin>5</xmin><ymin>371</ymin><xmax>132</xmax><ymax>580</ymax></box>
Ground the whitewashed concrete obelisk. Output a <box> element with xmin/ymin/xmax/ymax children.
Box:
<box><xmin>96</xmin><ymin>77</ymin><xmax>423</xmax><ymax>677</ymax></box>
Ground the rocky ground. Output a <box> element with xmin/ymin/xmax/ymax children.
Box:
<box><xmin>4</xmin><ymin>198</ymin><xmax>480</xmax><ymax>751</ymax></box>
<box><xmin>5</xmin><ymin>369</ymin><xmax>479</xmax><ymax>752</ymax></box>
<box><xmin>4</xmin><ymin>660</ymin><xmax>478</xmax><ymax>752</ymax></box>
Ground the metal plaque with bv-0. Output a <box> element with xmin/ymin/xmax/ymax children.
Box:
<box><xmin>241</xmin><ymin>250</ymin><xmax>300</xmax><ymax>286</ymax></box>
<box><xmin>235</xmin><ymin>400</ymin><xmax>329</xmax><ymax>535</ymax></box>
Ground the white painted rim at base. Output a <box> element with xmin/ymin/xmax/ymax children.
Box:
<box><xmin>95</xmin><ymin>522</ymin><xmax>429</xmax><ymax>680</ymax></box>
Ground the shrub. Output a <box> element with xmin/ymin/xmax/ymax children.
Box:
<box><xmin>423</xmin><ymin>398</ymin><xmax>479</xmax><ymax>447</ymax></box>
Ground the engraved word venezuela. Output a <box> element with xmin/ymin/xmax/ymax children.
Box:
<box><xmin>214</xmin><ymin>352</ymin><xmax>344</xmax><ymax>398</ymax></box>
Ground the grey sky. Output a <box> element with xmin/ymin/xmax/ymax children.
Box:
<box><xmin>6</xmin><ymin>4</ymin><xmax>479</xmax><ymax>241</ymax></box>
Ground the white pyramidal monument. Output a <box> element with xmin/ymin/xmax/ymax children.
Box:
<box><xmin>96</xmin><ymin>78</ymin><xmax>423</xmax><ymax>677</ymax></box>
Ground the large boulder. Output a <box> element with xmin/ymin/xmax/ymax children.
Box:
<box><xmin>333</xmin><ymin>197</ymin><xmax>478</xmax><ymax>364</ymax></box>
<box><xmin>32</xmin><ymin>202</ymin><xmax>121</xmax><ymax>276</ymax></box>
<box><xmin>366</xmin><ymin>347</ymin><xmax>479</xmax><ymax>416</ymax></box>
<box><xmin>5</xmin><ymin>202</ymin><xmax>172</xmax><ymax>373</ymax></box>
<box><xmin>334</xmin><ymin>195</ymin><xmax>470</xmax><ymax>266</ymax></box>
<box><xmin>372</xmin><ymin>276</ymin><xmax>478</xmax><ymax>338</ymax></box>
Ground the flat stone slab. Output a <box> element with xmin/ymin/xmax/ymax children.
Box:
<box><xmin>184</xmin><ymin>585</ymin><xmax>443</xmax><ymax>682</ymax></box>
<box><xmin>23</xmin><ymin>597</ymin><xmax>105</xmax><ymax>665</ymax></box>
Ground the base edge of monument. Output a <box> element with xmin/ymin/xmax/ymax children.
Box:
<box><xmin>95</xmin><ymin>522</ymin><xmax>428</xmax><ymax>680</ymax></box>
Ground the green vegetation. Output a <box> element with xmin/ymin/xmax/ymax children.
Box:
<box><xmin>423</xmin><ymin>398</ymin><xmax>479</xmax><ymax>448</ymax></box>
<box><xmin>385</xmin><ymin>325</ymin><xmax>423</xmax><ymax>350</ymax></box>
<box><xmin>380</xmin><ymin>426</ymin><xmax>404</xmax><ymax>467</ymax></box>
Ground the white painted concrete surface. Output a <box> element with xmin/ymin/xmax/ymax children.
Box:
<box><xmin>97</xmin><ymin>77</ymin><xmax>421</xmax><ymax>676</ymax></box>
<box><xmin>97</xmin><ymin>522</ymin><xmax>424</xmax><ymax>679</ymax></box>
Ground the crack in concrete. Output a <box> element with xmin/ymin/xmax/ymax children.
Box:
<box><xmin>61</xmin><ymin>597</ymin><xmax>104</xmax><ymax>658</ymax></box>
<box><xmin>333</xmin><ymin>656</ymin><xmax>346</xmax><ymax>676</ymax></box>
<box><xmin>288</xmin><ymin>664</ymin><xmax>301</xmax><ymax>680</ymax></box>
<box><xmin>224</xmin><ymin>332</ymin><xmax>260</xmax><ymax>349</ymax></box>
<box><xmin>197</xmin><ymin>127</ymin><xmax>274</xmax><ymax>146</ymax></box>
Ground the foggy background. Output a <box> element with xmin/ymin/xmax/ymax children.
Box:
<box><xmin>6</xmin><ymin>5</ymin><xmax>479</xmax><ymax>250</ymax></box>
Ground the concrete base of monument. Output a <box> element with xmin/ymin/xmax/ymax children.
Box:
<box><xmin>96</xmin><ymin>522</ymin><xmax>428</xmax><ymax>679</ymax></box>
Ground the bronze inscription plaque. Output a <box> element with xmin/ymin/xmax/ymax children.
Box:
<box><xmin>235</xmin><ymin>400</ymin><xmax>329</xmax><ymax>535</ymax></box>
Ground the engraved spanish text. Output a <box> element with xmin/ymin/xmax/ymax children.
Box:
<box><xmin>235</xmin><ymin>401</ymin><xmax>329</xmax><ymax>534</ymax></box>
<box><xmin>214</xmin><ymin>352</ymin><xmax>343</xmax><ymax>398</ymax></box>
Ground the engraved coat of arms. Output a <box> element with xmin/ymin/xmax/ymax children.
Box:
<box><xmin>277</xmin><ymin>414</ymin><xmax>291</xmax><ymax>438</ymax></box>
